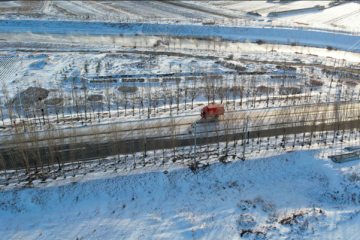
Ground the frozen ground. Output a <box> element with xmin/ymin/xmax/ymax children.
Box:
<box><xmin>53</xmin><ymin>1</ymin><xmax>96</xmax><ymax>17</ymax></box>
<box><xmin>271</xmin><ymin>2</ymin><xmax>360</xmax><ymax>32</ymax></box>
<box><xmin>1</xmin><ymin>2</ymin><xmax>360</xmax><ymax>239</ymax></box>
<box><xmin>0</xmin><ymin>1</ymin><xmax>21</xmax><ymax>8</ymax></box>
<box><xmin>1</xmin><ymin>1</ymin><xmax>360</xmax><ymax>34</ymax></box>
<box><xmin>0</xmin><ymin>43</ymin><xmax>359</xmax><ymax>144</ymax></box>
<box><xmin>209</xmin><ymin>0</ymin><xmax>332</xmax><ymax>16</ymax></box>
<box><xmin>1</xmin><ymin>138</ymin><xmax>360</xmax><ymax>239</ymax></box>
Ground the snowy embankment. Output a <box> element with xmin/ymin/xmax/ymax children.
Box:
<box><xmin>0</xmin><ymin>20</ymin><xmax>359</xmax><ymax>52</ymax></box>
<box><xmin>1</xmin><ymin>146</ymin><xmax>360</xmax><ymax>239</ymax></box>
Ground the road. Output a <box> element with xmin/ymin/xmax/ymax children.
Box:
<box><xmin>1</xmin><ymin>100</ymin><xmax>359</xmax><ymax>147</ymax></box>
<box><xmin>1</xmin><ymin>100</ymin><xmax>360</xmax><ymax>169</ymax></box>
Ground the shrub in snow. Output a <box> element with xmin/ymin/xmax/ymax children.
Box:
<box><xmin>348</xmin><ymin>172</ymin><xmax>360</xmax><ymax>182</ymax></box>
<box><xmin>237</xmin><ymin>213</ymin><xmax>256</xmax><ymax>228</ymax></box>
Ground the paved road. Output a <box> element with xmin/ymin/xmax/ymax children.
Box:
<box><xmin>2</xmin><ymin>105</ymin><xmax>359</xmax><ymax>169</ymax></box>
<box><xmin>1</xmin><ymin>100</ymin><xmax>358</xmax><ymax>148</ymax></box>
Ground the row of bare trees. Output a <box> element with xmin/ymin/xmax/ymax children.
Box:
<box><xmin>1</xmin><ymin>100</ymin><xmax>360</xmax><ymax>184</ymax></box>
<box><xmin>0</xmin><ymin>66</ymin><xmax>356</xmax><ymax>134</ymax></box>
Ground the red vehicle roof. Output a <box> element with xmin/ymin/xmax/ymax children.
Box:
<box><xmin>207</xmin><ymin>104</ymin><xmax>224</xmax><ymax>108</ymax></box>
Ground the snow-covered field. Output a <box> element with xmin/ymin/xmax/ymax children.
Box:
<box><xmin>0</xmin><ymin>1</ymin><xmax>21</xmax><ymax>8</ymax></box>
<box><xmin>53</xmin><ymin>1</ymin><xmax>96</xmax><ymax>17</ymax></box>
<box><xmin>210</xmin><ymin>0</ymin><xmax>332</xmax><ymax>16</ymax></box>
<box><xmin>1</xmin><ymin>140</ymin><xmax>360</xmax><ymax>239</ymax></box>
<box><xmin>1</xmin><ymin>1</ymin><xmax>360</xmax><ymax>239</ymax></box>
<box><xmin>0</xmin><ymin>49</ymin><xmax>358</xmax><ymax>133</ymax></box>
<box><xmin>1</xmin><ymin>1</ymin><xmax>360</xmax><ymax>33</ymax></box>
<box><xmin>272</xmin><ymin>2</ymin><xmax>360</xmax><ymax>31</ymax></box>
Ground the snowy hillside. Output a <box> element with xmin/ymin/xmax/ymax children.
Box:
<box><xmin>1</xmin><ymin>143</ymin><xmax>360</xmax><ymax>239</ymax></box>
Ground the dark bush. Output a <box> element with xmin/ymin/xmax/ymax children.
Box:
<box><xmin>256</xmin><ymin>39</ymin><xmax>266</xmax><ymax>45</ymax></box>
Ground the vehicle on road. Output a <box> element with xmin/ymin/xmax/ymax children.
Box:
<box><xmin>201</xmin><ymin>104</ymin><xmax>224</xmax><ymax>119</ymax></box>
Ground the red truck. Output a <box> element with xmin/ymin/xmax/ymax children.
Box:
<box><xmin>201</xmin><ymin>104</ymin><xmax>225</xmax><ymax>119</ymax></box>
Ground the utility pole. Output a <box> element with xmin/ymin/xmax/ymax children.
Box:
<box><xmin>148</xmin><ymin>77</ymin><xmax>151</xmax><ymax>119</ymax></box>
<box><xmin>17</xmin><ymin>85</ymin><xmax>22</xmax><ymax>116</ymax></box>
<box><xmin>267</xmin><ymin>76</ymin><xmax>270</xmax><ymax>107</ymax></box>
<box><xmin>243</xmin><ymin>116</ymin><xmax>249</xmax><ymax>160</ymax></box>
<box><xmin>189</xmin><ymin>122</ymin><xmax>197</xmax><ymax>170</ymax></box>
<box><xmin>141</xmin><ymin>87</ymin><xmax>144</xmax><ymax>113</ymax></box>
<box><xmin>140</xmin><ymin>98</ymin><xmax>146</xmax><ymax>159</ymax></box>
<box><xmin>193</xmin><ymin>122</ymin><xmax>197</xmax><ymax>170</ymax></box>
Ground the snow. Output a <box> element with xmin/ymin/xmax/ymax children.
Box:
<box><xmin>53</xmin><ymin>1</ymin><xmax>96</xmax><ymax>16</ymax></box>
<box><xmin>272</xmin><ymin>2</ymin><xmax>360</xmax><ymax>31</ymax></box>
<box><xmin>1</xmin><ymin>141</ymin><xmax>360</xmax><ymax>239</ymax></box>
<box><xmin>0</xmin><ymin>47</ymin><xmax>359</xmax><ymax>142</ymax></box>
<box><xmin>0</xmin><ymin>1</ymin><xmax>21</xmax><ymax>8</ymax></box>
<box><xmin>108</xmin><ymin>1</ymin><xmax>223</xmax><ymax>20</ymax></box>
<box><xmin>1</xmin><ymin>2</ymin><xmax>360</xmax><ymax>239</ymax></box>
<box><xmin>213</xmin><ymin>0</ymin><xmax>332</xmax><ymax>16</ymax></box>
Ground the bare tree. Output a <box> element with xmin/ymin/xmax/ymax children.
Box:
<box><xmin>0</xmin><ymin>153</ymin><xmax>8</xmax><ymax>185</ymax></box>
<box><xmin>202</xmin><ymin>121</ymin><xmax>212</xmax><ymax>158</ymax></box>
<box><xmin>97</xmin><ymin>99</ymin><xmax>104</xmax><ymax>122</ymax></box>
<box><xmin>55</xmin><ymin>129</ymin><xmax>66</xmax><ymax>175</ymax></box>
<box><xmin>169</xmin><ymin>116</ymin><xmax>178</xmax><ymax>158</ymax></box>
<box><xmin>204</xmin><ymin>77</ymin><xmax>212</xmax><ymax>105</ymax></box>
<box><xmin>59</xmin><ymin>85</ymin><xmax>65</xmax><ymax>119</ymax></box>
<box><xmin>11</xmin><ymin>132</ymin><xmax>30</xmax><ymax>175</ymax></box>
<box><xmin>3</xmin><ymin>84</ymin><xmax>15</xmax><ymax>126</ymax></box>
<box><xmin>210</xmin><ymin>76</ymin><xmax>216</xmax><ymax>103</ymax></box>
<box><xmin>113</xmin><ymin>92</ymin><xmax>121</xmax><ymax>117</ymax></box>
<box><xmin>28</xmin><ymin>127</ymin><xmax>44</xmax><ymax>178</ymax></box>
<box><xmin>217</xmin><ymin>81</ymin><xmax>226</xmax><ymax>105</ymax></box>
<box><xmin>230</xmin><ymin>84</ymin><xmax>239</xmax><ymax>110</ymax></box>
<box><xmin>183</xmin><ymin>82</ymin><xmax>189</xmax><ymax>110</ymax></box>
<box><xmin>155</xmin><ymin>120</ymin><xmax>166</xmax><ymax>163</ymax></box>
<box><xmin>154</xmin><ymin>96</ymin><xmax>160</xmax><ymax>114</ymax></box>
<box><xmin>14</xmin><ymin>94</ymin><xmax>22</xmax><ymax>123</ymax></box>
<box><xmin>73</xmin><ymin>88</ymin><xmax>82</xmax><ymax>120</ymax></box>
<box><xmin>160</xmin><ymin>89</ymin><xmax>167</xmax><ymax>113</ymax></box>
<box><xmin>89</xmin><ymin>97</ymin><xmax>98</xmax><ymax>120</ymax></box>
<box><xmin>109</xmin><ymin>124</ymin><xmax>123</xmax><ymax>171</ymax></box>
<box><xmin>121</xmin><ymin>85</ymin><xmax>129</xmax><ymax>116</ymax></box>
<box><xmin>81</xmin><ymin>77</ymin><xmax>89</xmax><ymax>120</ymax></box>
<box><xmin>168</xmin><ymin>87</ymin><xmax>174</xmax><ymax>114</ymax></box>
<box><xmin>131</xmin><ymin>94</ymin><xmax>136</xmax><ymax>117</ymax></box>
<box><xmin>0</xmin><ymin>99</ymin><xmax>5</xmax><ymax>127</ymax></box>
<box><xmin>213</xmin><ymin>120</ymin><xmax>222</xmax><ymax>156</ymax></box>
<box><xmin>175</xmin><ymin>79</ymin><xmax>182</xmax><ymax>115</ymax></box>
<box><xmin>189</xmin><ymin>80</ymin><xmax>199</xmax><ymax>109</ymax></box>
<box><xmin>45</xmin><ymin>126</ymin><xmax>57</xmax><ymax>179</ymax></box>
<box><xmin>103</xmin><ymin>82</ymin><xmax>111</xmax><ymax>118</ymax></box>
<box><xmin>49</xmin><ymin>91</ymin><xmax>62</xmax><ymax>124</ymax></box>
<box><xmin>69</xmin><ymin>127</ymin><xmax>79</xmax><ymax>177</ymax></box>
<box><xmin>222</xmin><ymin>113</ymin><xmax>233</xmax><ymax>156</ymax></box>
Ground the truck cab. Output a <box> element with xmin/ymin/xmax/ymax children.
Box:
<box><xmin>201</xmin><ymin>104</ymin><xmax>225</xmax><ymax>119</ymax></box>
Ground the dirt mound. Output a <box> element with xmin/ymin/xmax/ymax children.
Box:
<box><xmin>309</xmin><ymin>80</ymin><xmax>323</xmax><ymax>86</ymax></box>
<box><xmin>118</xmin><ymin>86</ymin><xmax>138</xmax><ymax>93</ymax></box>
<box><xmin>10</xmin><ymin>87</ymin><xmax>49</xmax><ymax>107</ymax></box>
